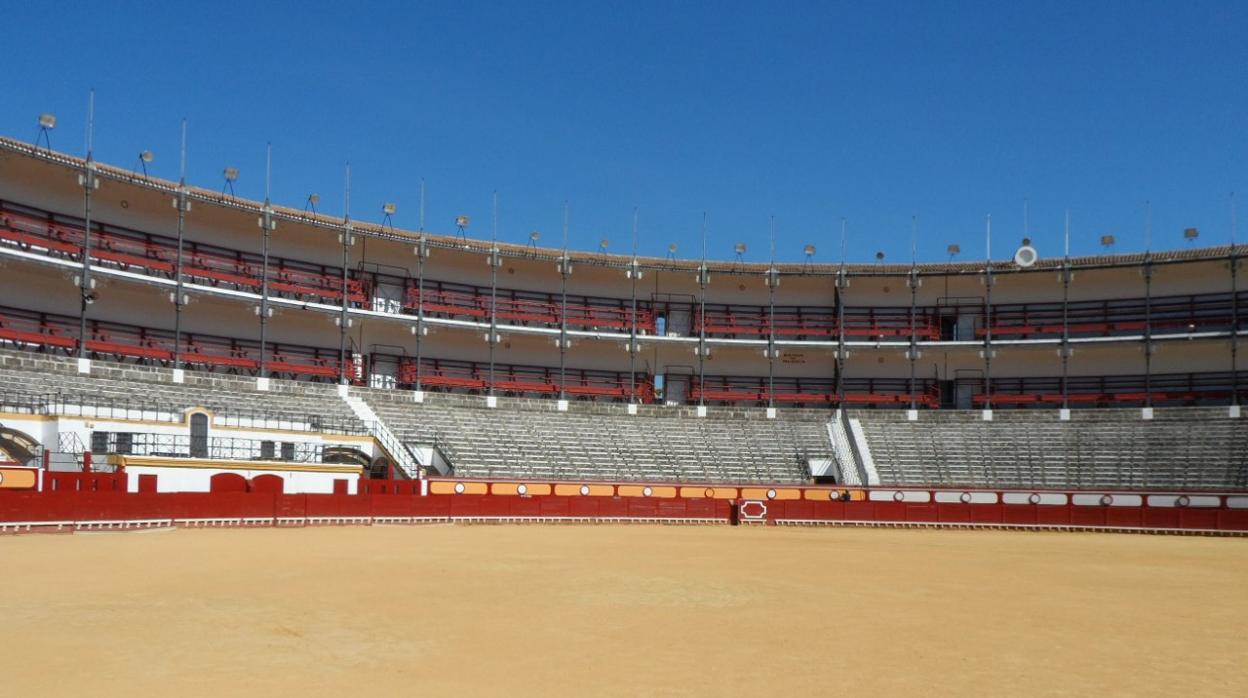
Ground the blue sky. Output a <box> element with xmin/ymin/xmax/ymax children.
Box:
<box><xmin>1</xmin><ymin>0</ymin><xmax>1245</xmax><ymax>263</ymax></box>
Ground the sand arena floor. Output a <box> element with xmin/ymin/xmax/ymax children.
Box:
<box><xmin>2</xmin><ymin>524</ymin><xmax>1245</xmax><ymax>697</ymax></box>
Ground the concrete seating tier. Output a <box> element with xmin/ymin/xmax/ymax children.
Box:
<box><xmin>853</xmin><ymin>408</ymin><xmax>1247</xmax><ymax>490</ymax></box>
<box><xmin>361</xmin><ymin>389</ymin><xmax>831</xmax><ymax>484</ymax></box>
<box><xmin>0</xmin><ymin>349</ymin><xmax>365</xmax><ymax>433</ymax></box>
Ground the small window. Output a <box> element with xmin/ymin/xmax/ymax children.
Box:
<box><xmin>260</xmin><ymin>441</ymin><xmax>275</xmax><ymax>459</ymax></box>
<box><xmin>280</xmin><ymin>442</ymin><xmax>295</xmax><ymax>461</ymax></box>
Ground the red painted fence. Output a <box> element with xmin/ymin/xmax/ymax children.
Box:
<box><xmin>2</xmin><ymin>472</ymin><xmax>1246</xmax><ymax>534</ymax></box>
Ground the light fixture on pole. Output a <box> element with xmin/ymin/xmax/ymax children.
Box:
<box><xmin>36</xmin><ymin>113</ymin><xmax>55</xmax><ymax>151</ymax></box>
<box><xmin>222</xmin><ymin>167</ymin><xmax>239</xmax><ymax>198</ymax></box>
<box><xmin>947</xmin><ymin>243</ymin><xmax>961</xmax><ymax>260</ymax></box>
<box><xmin>803</xmin><ymin>243</ymin><xmax>816</xmax><ymax>271</ymax></box>
<box><xmin>875</xmin><ymin>251</ymin><xmax>886</xmax><ymax>263</ymax></box>
<box><xmin>1100</xmin><ymin>234</ymin><xmax>1115</xmax><ymax>250</ymax></box>
<box><xmin>382</xmin><ymin>202</ymin><xmax>397</xmax><ymax>232</ymax></box>
<box><xmin>528</xmin><ymin>230</ymin><xmax>540</xmax><ymax>253</ymax></box>
<box><xmin>734</xmin><ymin>242</ymin><xmax>746</xmax><ymax>261</ymax></box>
<box><xmin>305</xmin><ymin>193</ymin><xmax>320</xmax><ymax>215</ymax></box>
<box><xmin>1183</xmin><ymin>227</ymin><xmax>1199</xmax><ymax>243</ymax></box>
<box><xmin>456</xmin><ymin>215</ymin><xmax>470</xmax><ymax>244</ymax></box>
<box><xmin>136</xmin><ymin>150</ymin><xmax>154</xmax><ymax>180</ymax></box>
<box><xmin>667</xmin><ymin>243</ymin><xmax>678</xmax><ymax>260</ymax></box>
<box><xmin>599</xmin><ymin>238</ymin><xmax>609</xmax><ymax>258</ymax></box>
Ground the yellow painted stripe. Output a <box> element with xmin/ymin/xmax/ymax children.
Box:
<box><xmin>109</xmin><ymin>454</ymin><xmax>361</xmax><ymax>474</ymax></box>
<box><xmin>430</xmin><ymin>481</ymin><xmax>488</xmax><ymax>495</ymax></box>
<box><xmin>0</xmin><ymin>468</ymin><xmax>38</xmax><ymax>489</ymax></box>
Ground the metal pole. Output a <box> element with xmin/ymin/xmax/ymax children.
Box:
<box><xmin>629</xmin><ymin>207</ymin><xmax>639</xmax><ymax>403</ymax></box>
<box><xmin>338</xmin><ymin>164</ymin><xmax>352</xmax><ymax>385</ymax></box>
<box><xmin>1231</xmin><ymin>193</ymin><xmax>1240</xmax><ymax>407</ymax></box>
<box><xmin>558</xmin><ymin>202</ymin><xmax>570</xmax><ymax>400</ymax></box>
<box><xmin>415</xmin><ymin>180</ymin><xmax>427</xmax><ymax>392</ymax></box>
<box><xmin>908</xmin><ymin>216</ymin><xmax>918</xmax><ymax>411</ymax></box>
<box><xmin>698</xmin><ymin>212</ymin><xmax>708</xmax><ymax>408</ymax></box>
<box><xmin>984</xmin><ymin>215</ymin><xmax>993</xmax><ymax>411</ymax></box>
<box><xmin>77</xmin><ymin>90</ymin><xmax>97</xmax><ymax>360</ymax></box>
<box><xmin>1061</xmin><ymin>210</ymin><xmax>1071</xmax><ymax>410</ymax></box>
<box><xmin>766</xmin><ymin>216</ymin><xmax>777</xmax><ymax>409</ymax></box>
<box><xmin>487</xmin><ymin>191</ymin><xmax>500</xmax><ymax>397</ymax></box>
<box><xmin>258</xmin><ymin>144</ymin><xmax>274</xmax><ymax>380</ymax></box>
<box><xmin>836</xmin><ymin>218</ymin><xmax>847</xmax><ymax>408</ymax></box>
<box><xmin>1144</xmin><ymin>202</ymin><xmax>1153</xmax><ymax>408</ymax></box>
<box><xmin>415</xmin><ymin>233</ymin><xmax>427</xmax><ymax>392</ymax></box>
<box><xmin>172</xmin><ymin>119</ymin><xmax>188</xmax><ymax>372</ymax></box>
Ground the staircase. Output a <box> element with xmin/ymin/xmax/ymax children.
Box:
<box><xmin>341</xmin><ymin>392</ymin><xmax>422</xmax><ymax>479</ymax></box>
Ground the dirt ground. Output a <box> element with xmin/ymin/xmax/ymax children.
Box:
<box><xmin>2</xmin><ymin>524</ymin><xmax>1245</xmax><ymax>697</ymax></box>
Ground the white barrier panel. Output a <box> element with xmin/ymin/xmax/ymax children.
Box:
<box><xmin>1072</xmin><ymin>493</ymin><xmax>1144</xmax><ymax>507</ymax></box>
<box><xmin>934</xmin><ymin>491</ymin><xmax>998</xmax><ymax>504</ymax></box>
<box><xmin>1002</xmin><ymin>492</ymin><xmax>1068</xmax><ymax>506</ymax></box>
<box><xmin>869</xmin><ymin>490</ymin><xmax>931</xmax><ymax>503</ymax></box>
<box><xmin>1146</xmin><ymin>495</ymin><xmax>1221</xmax><ymax>508</ymax></box>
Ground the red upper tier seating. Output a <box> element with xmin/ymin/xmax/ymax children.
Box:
<box><xmin>0</xmin><ymin>306</ymin><xmax>353</xmax><ymax>382</ymax></box>
<box><xmin>692</xmin><ymin>303</ymin><xmax>941</xmax><ymax>340</ymax></box>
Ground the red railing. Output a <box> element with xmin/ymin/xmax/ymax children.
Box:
<box><xmin>406</xmin><ymin>287</ymin><xmax>656</xmax><ymax>333</ymax></box>
<box><xmin>0</xmin><ymin>306</ymin><xmax>355</xmax><ymax>381</ymax></box>
<box><xmin>0</xmin><ymin>204</ymin><xmax>367</xmax><ymax>305</ymax></box>
<box><xmin>693</xmin><ymin>306</ymin><xmax>941</xmax><ymax>340</ymax></box>
<box><xmin>396</xmin><ymin>357</ymin><xmax>655</xmax><ymax>400</ymax></box>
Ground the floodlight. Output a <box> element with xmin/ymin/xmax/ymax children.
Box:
<box><xmin>875</xmin><ymin>251</ymin><xmax>885</xmax><ymax>262</ymax></box>
<box><xmin>308</xmin><ymin>193</ymin><xmax>320</xmax><ymax>205</ymax></box>
<box><xmin>456</xmin><ymin>215</ymin><xmax>470</xmax><ymax>228</ymax></box>
<box><xmin>599</xmin><ymin>239</ymin><xmax>609</xmax><ymax>251</ymax></box>
<box><xmin>1183</xmin><ymin>227</ymin><xmax>1199</xmax><ymax>241</ymax></box>
<box><xmin>668</xmin><ymin>243</ymin><xmax>677</xmax><ymax>253</ymax></box>
<box><xmin>383</xmin><ymin>203</ymin><xmax>397</xmax><ymax>215</ymax></box>
<box><xmin>140</xmin><ymin>150</ymin><xmax>154</xmax><ymax>163</ymax></box>
<box><xmin>734</xmin><ymin>242</ymin><xmax>747</xmax><ymax>255</ymax></box>
<box><xmin>35</xmin><ymin>113</ymin><xmax>56</xmax><ymax>151</ymax></box>
<box><xmin>221</xmin><ymin>167</ymin><xmax>239</xmax><ymax>198</ymax></box>
<box><xmin>530</xmin><ymin>231</ymin><xmax>540</xmax><ymax>241</ymax></box>
<box><xmin>947</xmin><ymin>244</ymin><xmax>961</xmax><ymax>256</ymax></box>
<box><xmin>1100</xmin><ymin>235</ymin><xmax>1115</xmax><ymax>248</ymax></box>
<box><xmin>803</xmin><ymin>244</ymin><xmax>816</xmax><ymax>257</ymax></box>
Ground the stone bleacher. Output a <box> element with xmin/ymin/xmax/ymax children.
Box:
<box><xmin>361</xmin><ymin>389</ymin><xmax>830</xmax><ymax>484</ymax></box>
<box><xmin>0</xmin><ymin>349</ymin><xmax>365</xmax><ymax>433</ymax></box>
<box><xmin>852</xmin><ymin>408</ymin><xmax>1248</xmax><ymax>490</ymax></box>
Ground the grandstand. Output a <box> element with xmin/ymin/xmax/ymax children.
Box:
<box><xmin>0</xmin><ymin>133</ymin><xmax>1244</xmax><ymax>534</ymax></box>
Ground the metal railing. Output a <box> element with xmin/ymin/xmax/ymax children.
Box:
<box><xmin>90</xmin><ymin>432</ymin><xmax>345</xmax><ymax>464</ymax></box>
<box><xmin>0</xmin><ymin>389</ymin><xmax>370</xmax><ymax>435</ymax></box>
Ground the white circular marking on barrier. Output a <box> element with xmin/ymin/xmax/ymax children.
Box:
<box><xmin>767</xmin><ymin>489</ymin><xmax>777</xmax><ymax>500</ymax></box>
<box><xmin>960</xmin><ymin>492</ymin><xmax>972</xmax><ymax>504</ymax></box>
<box><xmin>517</xmin><ymin>484</ymin><xmax>528</xmax><ymax>495</ymax></box>
<box><xmin>829</xmin><ymin>490</ymin><xmax>840</xmax><ymax>500</ymax></box>
<box><xmin>643</xmin><ymin>486</ymin><xmax>653</xmax><ymax>497</ymax></box>
<box><xmin>454</xmin><ymin>482</ymin><xmax>465</xmax><ymax>494</ymax></box>
<box><xmin>579</xmin><ymin>485</ymin><xmax>590</xmax><ymax>496</ymax></box>
<box><xmin>1029</xmin><ymin>493</ymin><xmax>1041</xmax><ymax>505</ymax></box>
<box><xmin>704</xmin><ymin>488</ymin><xmax>715</xmax><ymax>498</ymax></box>
<box><xmin>1176</xmin><ymin>495</ymin><xmax>1190</xmax><ymax>508</ymax></box>
<box><xmin>1100</xmin><ymin>494</ymin><xmax>1113</xmax><ymax>506</ymax></box>
<box><xmin>893</xmin><ymin>491</ymin><xmax>905</xmax><ymax>502</ymax></box>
